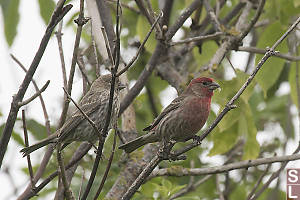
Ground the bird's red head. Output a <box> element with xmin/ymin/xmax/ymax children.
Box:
<box><xmin>187</xmin><ymin>77</ymin><xmax>220</xmax><ymax>97</ymax></box>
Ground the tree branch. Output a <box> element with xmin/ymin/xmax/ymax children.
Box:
<box><xmin>18</xmin><ymin>80</ymin><xmax>50</xmax><ymax>107</ymax></box>
<box><xmin>120</xmin><ymin>0</ymin><xmax>201</xmax><ymax>115</ymax></box>
<box><xmin>21</xmin><ymin>110</ymin><xmax>35</xmax><ymax>189</ymax></box>
<box><xmin>0</xmin><ymin>0</ymin><xmax>72</xmax><ymax>168</ymax></box>
<box><xmin>173</xmin><ymin>15</ymin><xmax>300</xmax><ymax>160</ymax></box>
<box><xmin>151</xmin><ymin>153</ymin><xmax>300</xmax><ymax>177</ymax></box>
<box><xmin>81</xmin><ymin>1</ymin><xmax>121</xmax><ymax>199</ymax></box>
<box><xmin>238</xmin><ymin>46</ymin><xmax>300</xmax><ymax>61</ymax></box>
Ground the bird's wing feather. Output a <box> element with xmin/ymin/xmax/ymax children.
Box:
<box><xmin>143</xmin><ymin>95</ymin><xmax>186</xmax><ymax>131</ymax></box>
<box><xmin>58</xmin><ymin>91</ymin><xmax>108</xmax><ymax>142</ymax></box>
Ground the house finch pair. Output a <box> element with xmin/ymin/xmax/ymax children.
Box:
<box><xmin>21</xmin><ymin>74</ymin><xmax>125</xmax><ymax>156</ymax></box>
<box><xmin>119</xmin><ymin>77</ymin><xmax>219</xmax><ymax>153</ymax></box>
<box><xmin>21</xmin><ymin>76</ymin><xmax>219</xmax><ymax>156</ymax></box>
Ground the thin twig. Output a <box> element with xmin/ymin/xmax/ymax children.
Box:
<box><xmin>55</xmin><ymin>20</ymin><xmax>68</xmax><ymax>90</ymax></box>
<box><xmin>21</xmin><ymin>110</ymin><xmax>35</xmax><ymax>189</ymax></box>
<box><xmin>170</xmin><ymin>175</ymin><xmax>212</xmax><ymax>199</ymax></box>
<box><xmin>151</xmin><ymin>152</ymin><xmax>300</xmax><ymax>177</ymax></box>
<box><xmin>169</xmin><ymin>32</ymin><xmax>224</xmax><ymax>46</ymax></box>
<box><xmin>146</xmin><ymin>84</ymin><xmax>159</xmax><ymax>117</ymax></box>
<box><xmin>165</xmin><ymin>0</ymin><xmax>201</xmax><ymax>41</ymax></box>
<box><xmin>18</xmin><ymin>143</ymin><xmax>92</xmax><ymax>199</ymax></box>
<box><xmin>134</xmin><ymin>0</ymin><xmax>162</xmax><ymax>36</ymax></box>
<box><xmin>216</xmin><ymin>175</ymin><xmax>225</xmax><ymax>200</ymax></box>
<box><xmin>250</xmin><ymin>35</ymin><xmax>300</xmax><ymax>199</ymax></box>
<box><xmin>54</xmin><ymin>1</ymin><xmax>87</xmax><ymax>198</ymax></box>
<box><xmin>101</xmin><ymin>27</ymin><xmax>114</xmax><ymax>66</ymax></box>
<box><xmin>200</xmin><ymin>0</ymin><xmax>264</xmax><ymax>72</ymax></box>
<box><xmin>174</xmin><ymin>16</ymin><xmax>300</xmax><ymax>157</ymax></box>
<box><xmin>105</xmin><ymin>0</ymin><xmax>140</xmax><ymax>14</ymax></box>
<box><xmin>12</xmin><ymin>55</ymin><xmax>53</xmax><ymax>200</ymax></box>
<box><xmin>0</xmin><ymin>0</ymin><xmax>72</xmax><ymax>168</ymax></box>
<box><xmin>250</xmin><ymin>145</ymin><xmax>300</xmax><ymax>200</ymax></box>
<box><xmin>90</xmin><ymin>21</ymin><xmax>100</xmax><ymax>77</ymax></box>
<box><xmin>81</xmin><ymin>0</ymin><xmax>122</xmax><ymax>199</ymax></box>
<box><xmin>120</xmin><ymin>0</ymin><xmax>201</xmax><ymax>115</ymax></box>
<box><xmin>121</xmin><ymin>155</ymin><xmax>162</xmax><ymax>200</ymax></box>
<box><xmin>203</xmin><ymin>0</ymin><xmax>222</xmax><ymax>31</ymax></box>
<box><xmin>58</xmin><ymin>0</ymin><xmax>88</xmax><ymax>128</ymax></box>
<box><xmin>247</xmin><ymin>162</ymin><xmax>272</xmax><ymax>200</ymax></box>
<box><xmin>116</xmin><ymin>11</ymin><xmax>163</xmax><ymax>77</ymax></box>
<box><xmin>239</xmin><ymin>0</ymin><xmax>265</xmax><ymax>40</ymax></box>
<box><xmin>62</xmin><ymin>88</ymin><xmax>100</xmax><ymax>136</ymax></box>
<box><xmin>78</xmin><ymin>168</ymin><xmax>85</xmax><ymax>200</ymax></box>
<box><xmin>78</xmin><ymin>55</ymin><xmax>88</xmax><ymax>95</ymax></box>
<box><xmin>237</xmin><ymin>46</ymin><xmax>300</xmax><ymax>61</ymax></box>
<box><xmin>76</xmin><ymin>55</ymin><xmax>92</xmax><ymax>86</ymax></box>
<box><xmin>56</xmin><ymin>143</ymin><xmax>75</xmax><ymax>200</ymax></box>
<box><xmin>93</xmin><ymin>131</ymin><xmax>117</xmax><ymax>199</ymax></box>
<box><xmin>18</xmin><ymin>80</ymin><xmax>50</xmax><ymax>107</ymax></box>
<box><xmin>225</xmin><ymin>55</ymin><xmax>237</xmax><ymax>74</ymax></box>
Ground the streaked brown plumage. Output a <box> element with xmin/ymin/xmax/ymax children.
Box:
<box><xmin>119</xmin><ymin>77</ymin><xmax>220</xmax><ymax>153</ymax></box>
<box><xmin>20</xmin><ymin>74</ymin><xmax>125</xmax><ymax>157</ymax></box>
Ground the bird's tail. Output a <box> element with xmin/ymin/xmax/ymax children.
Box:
<box><xmin>119</xmin><ymin>132</ymin><xmax>157</xmax><ymax>153</ymax></box>
<box><xmin>20</xmin><ymin>134</ymin><xmax>57</xmax><ymax>157</ymax></box>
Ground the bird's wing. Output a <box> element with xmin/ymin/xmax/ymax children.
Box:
<box><xmin>143</xmin><ymin>95</ymin><xmax>186</xmax><ymax>131</ymax></box>
<box><xmin>58</xmin><ymin>91</ymin><xmax>108</xmax><ymax>142</ymax></box>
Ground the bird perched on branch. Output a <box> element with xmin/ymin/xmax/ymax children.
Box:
<box><xmin>119</xmin><ymin>77</ymin><xmax>220</xmax><ymax>153</ymax></box>
<box><xmin>21</xmin><ymin>74</ymin><xmax>125</xmax><ymax>157</ymax></box>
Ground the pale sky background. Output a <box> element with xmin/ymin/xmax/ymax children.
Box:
<box><xmin>0</xmin><ymin>1</ymin><xmax>299</xmax><ymax>199</ymax></box>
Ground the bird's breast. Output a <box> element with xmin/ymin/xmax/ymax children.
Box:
<box><xmin>181</xmin><ymin>96</ymin><xmax>211</xmax><ymax>133</ymax></box>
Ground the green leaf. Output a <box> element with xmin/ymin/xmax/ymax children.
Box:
<box><xmin>0</xmin><ymin>124</ymin><xmax>24</xmax><ymax>146</ymax></box>
<box><xmin>12</xmin><ymin>131</ymin><xmax>25</xmax><ymax>146</ymax></box>
<box><xmin>255</xmin><ymin>21</ymin><xmax>288</xmax><ymax>97</ymax></box>
<box><xmin>235</xmin><ymin>70</ymin><xmax>256</xmax><ymax>102</ymax></box>
<box><xmin>209</xmin><ymin>125</ymin><xmax>239</xmax><ymax>156</ymax></box>
<box><xmin>294</xmin><ymin>0</ymin><xmax>300</xmax><ymax>7</ymax></box>
<box><xmin>136</xmin><ymin>15</ymin><xmax>157</xmax><ymax>53</ymax></box>
<box><xmin>0</xmin><ymin>0</ymin><xmax>20</xmax><ymax>46</ymax></box>
<box><xmin>26</xmin><ymin>119</ymin><xmax>48</xmax><ymax>140</ymax></box>
<box><xmin>217</xmin><ymin>99</ymin><xmax>241</xmax><ymax>132</ymax></box>
<box><xmin>242</xmin><ymin>103</ymin><xmax>259</xmax><ymax>160</ymax></box>
<box><xmin>193</xmin><ymin>41</ymin><xmax>219</xmax><ymax>68</ymax></box>
<box><xmin>38</xmin><ymin>0</ymin><xmax>55</xmax><ymax>24</ymax></box>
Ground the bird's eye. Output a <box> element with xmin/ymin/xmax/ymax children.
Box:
<box><xmin>202</xmin><ymin>81</ymin><xmax>210</xmax><ymax>86</ymax></box>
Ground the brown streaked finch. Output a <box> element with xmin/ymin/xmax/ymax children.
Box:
<box><xmin>119</xmin><ymin>77</ymin><xmax>219</xmax><ymax>153</ymax></box>
<box><xmin>20</xmin><ymin>74</ymin><xmax>125</xmax><ymax>157</ymax></box>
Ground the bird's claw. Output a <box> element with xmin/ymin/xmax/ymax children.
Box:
<box><xmin>193</xmin><ymin>135</ymin><xmax>202</xmax><ymax>145</ymax></box>
<box><xmin>169</xmin><ymin>152</ymin><xmax>187</xmax><ymax>161</ymax></box>
<box><xmin>158</xmin><ymin>141</ymin><xmax>177</xmax><ymax>160</ymax></box>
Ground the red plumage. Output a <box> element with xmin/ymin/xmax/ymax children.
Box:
<box><xmin>119</xmin><ymin>77</ymin><xmax>220</xmax><ymax>153</ymax></box>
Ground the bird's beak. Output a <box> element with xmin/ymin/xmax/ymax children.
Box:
<box><xmin>208</xmin><ymin>82</ymin><xmax>220</xmax><ymax>90</ymax></box>
<box><xmin>118</xmin><ymin>83</ymin><xmax>126</xmax><ymax>90</ymax></box>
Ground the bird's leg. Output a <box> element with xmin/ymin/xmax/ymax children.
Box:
<box><xmin>89</xmin><ymin>142</ymin><xmax>98</xmax><ymax>153</ymax></box>
<box><xmin>158</xmin><ymin>140</ymin><xmax>175</xmax><ymax>160</ymax></box>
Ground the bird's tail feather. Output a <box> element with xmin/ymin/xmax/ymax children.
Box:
<box><xmin>20</xmin><ymin>134</ymin><xmax>57</xmax><ymax>157</ymax></box>
<box><xmin>119</xmin><ymin>133</ymin><xmax>157</xmax><ymax>153</ymax></box>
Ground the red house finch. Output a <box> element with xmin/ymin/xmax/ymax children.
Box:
<box><xmin>21</xmin><ymin>74</ymin><xmax>125</xmax><ymax>157</ymax></box>
<box><xmin>119</xmin><ymin>77</ymin><xmax>219</xmax><ymax>153</ymax></box>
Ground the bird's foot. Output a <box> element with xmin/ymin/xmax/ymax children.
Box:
<box><xmin>158</xmin><ymin>146</ymin><xmax>169</xmax><ymax>160</ymax></box>
<box><xmin>168</xmin><ymin>152</ymin><xmax>187</xmax><ymax>161</ymax></box>
<box><xmin>158</xmin><ymin>141</ymin><xmax>176</xmax><ymax>160</ymax></box>
<box><xmin>192</xmin><ymin>135</ymin><xmax>202</xmax><ymax>145</ymax></box>
<box><xmin>89</xmin><ymin>142</ymin><xmax>98</xmax><ymax>154</ymax></box>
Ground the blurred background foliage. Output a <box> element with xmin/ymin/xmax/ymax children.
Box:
<box><xmin>1</xmin><ymin>0</ymin><xmax>300</xmax><ymax>199</ymax></box>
